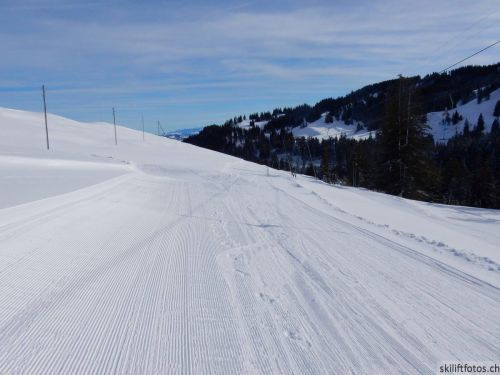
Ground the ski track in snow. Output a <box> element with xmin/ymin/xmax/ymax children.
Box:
<box><xmin>0</xmin><ymin>108</ymin><xmax>499</xmax><ymax>374</ymax></box>
<box><xmin>1</xmin><ymin>162</ymin><xmax>498</xmax><ymax>374</ymax></box>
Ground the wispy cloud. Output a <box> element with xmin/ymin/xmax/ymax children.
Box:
<box><xmin>0</xmin><ymin>0</ymin><xmax>499</xmax><ymax>130</ymax></box>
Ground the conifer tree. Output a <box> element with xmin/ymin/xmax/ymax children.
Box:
<box><xmin>494</xmin><ymin>100</ymin><xmax>500</xmax><ymax>118</ymax></box>
<box><xmin>491</xmin><ymin>118</ymin><xmax>500</xmax><ymax>135</ymax></box>
<box><xmin>463</xmin><ymin>119</ymin><xmax>470</xmax><ymax>136</ymax></box>
<box><xmin>325</xmin><ymin>112</ymin><xmax>334</xmax><ymax>123</ymax></box>
<box><xmin>475</xmin><ymin>113</ymin><xmax>485</xmax><ymax>135</ymax></box>
<box><xmin>320</xmin><ymin>142</ymin><xmax>331</xmax><ymax>182</ymax></box>
<box><xmin>376</xmin><ymin>76</ymin><xmax>435</xmax><ymax>198</ymax></box>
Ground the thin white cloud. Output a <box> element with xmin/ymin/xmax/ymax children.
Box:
<box><xmin>0</xmin><ymin>0</ymin><xmax>498</xmax><ymax>128</ymax></box>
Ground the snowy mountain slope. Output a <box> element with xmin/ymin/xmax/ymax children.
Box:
<box><xmin>236</xmin><ymin>119</ymin><xmax>269</xmax><ymax>129</ymax></box>
<box><xmin>427</xmin><ymin>88</ymin><xmax>500</xmax><ymax>142</ymax></box>
<box><xmin>233</xmin><ymin>114</ymin><xmax>374</xmax><ymax>141</ymax></box>
<box><xmin>286</xmin><ymin>88</ymin><xmax>500</xmax><ymax>142</ymax></box>
<box><xmin>292</xmin><ymin>112</ymin><xmax>376</xmax><ymax>140</ymax></box>
<box><xmin>0</xmin><ymin>107</ymin><xmax>499</xmax><ymax>374</ymax></box>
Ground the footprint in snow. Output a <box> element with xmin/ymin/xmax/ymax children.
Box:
<box><xmin>258</xmin><ymin>292</ymin><xmax>276</xmax><ymax>304</ymax></box>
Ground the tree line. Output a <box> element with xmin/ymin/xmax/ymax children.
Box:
<box><xmin>185</xmin><ymin>65</ymin><xmax>500</xmax><ymax>208</ymax></box>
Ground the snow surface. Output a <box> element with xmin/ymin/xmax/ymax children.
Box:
<box><xmin>0</xmin><ymin>107</ymin><xmax>499</xmax><ymax>374</ymax></box>
<box><xmin>236</xmin><ymin>119</ymin><xmax>269</xmax><ymax>129</ymax></box>
<box><xmin>292</xmin><ymin>113</ymin><xmax>376</xmax><ymax>141</ymax></box>
<box><xmin>426</xmin><ymin>88</ymin><xmax>500</xmax><ymax>142</ymax></box>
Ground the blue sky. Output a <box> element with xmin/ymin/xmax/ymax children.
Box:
<box><xmin>1</xmin><ymin>0</ymin><xmax>499</xmax><ymax>133</ymax></box>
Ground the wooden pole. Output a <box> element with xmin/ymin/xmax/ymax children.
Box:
<box><xmin>142</xmin><ymin>115</ymin><xmax>145</xmax><ymax>141</ymax></box>
<box><xmin>305</xmin><ymin>138</ymin><xmax>317</xmax><ymax>179</ymax></box>
<box><xmin>112</xmin><ymin>107</ymin><xmax>117</xmax><ymax>145</ymax></box>
<box><xmin>281</xmin><ymin>136</ymin><xmax>292</xmax><ymax>176</ymax></box>
<box><xmin>42</xmin><ymin>85</ymin><xmax>49</xmax><ymax>150</ymax></box>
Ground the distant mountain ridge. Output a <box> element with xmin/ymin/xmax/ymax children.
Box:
<box><xmin>164</xmin><ymin>127</ymin><xmax>202</xmax><ymax>140</ymax></box>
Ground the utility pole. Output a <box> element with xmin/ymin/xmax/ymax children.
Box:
<box><xmin>352</xmin><ymin>158</ymin><xmax>356</xmax><ymax>187</ymax></box>
<box><xmin>398</xmin><ymin>74</ymin><xmax>403</xmax><ymax>152</ymax></box>
<box><xmin>305</xmin><ymin>138</ymin><xmax>317</xmax><ymax>179</ymax></box>
<box><xmin>281</xmin><ymin>136</ymin><xmax>293</xmax><ymax>177</ymax></box>
<box><xmin>112</xmin><ymin>107</ymin><xmax>117</xmax><ymax>145</ymax></box>
<box><xmin>397</xmin><ymin>75</ymin><xmax>403</xmax><ymax>192</ymax></box>
<box><xmin>141</xmin><ymin>115</ymin><xmax>145</xmax><ymax>141</ymax></box>
<box><xmin>157</xmin><ymin>120</ymin><xmax>168</xmax><ymax>137</ymax></box>
<box><xmin>406</xmin><ymin>89</ymin><xmax>411</xmax><ymax>146</ymax></box>
<box><xmin>42</xmin><ymin>85</ymin><xmax>49</xmax><ymax>150</ymax></box>
<box><xmin>403</xmin><ymin>83</ymin><xmax>413</xmax><ymax>189</ymax></box>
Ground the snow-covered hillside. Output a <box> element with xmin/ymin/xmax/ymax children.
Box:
<box><xmin>427</xmin><ymin>88</ymin><xmax>500</xmax><ymax>142</ymax></box>
<box><xmin>284</xmin><ymin>88</ymin><xmax>500</xmax><ymax>142</ymax></box>
<box><xmin>0</xmin><ymin>107</ymin><xmax>499</xmax><ymax>374</ymax></box>
<box><xmin>292</xmin><ymin>112</ymin><xmax>375</xmax><ymax>140</ymax></box>
<box><xmin>231</xmin><ymin>113</ymin><xmax>375</xmax><ymax>141</ymax></box>
<box><xmin>236</xmin><ymin>119</ymin><xmax>269</xmax><ymax>129</ymax></box>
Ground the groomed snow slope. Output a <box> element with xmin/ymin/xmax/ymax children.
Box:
<box><xmin>0</xmin><ymin>107</ymin><xmax>499</xmax><ymax>374</ymax></box>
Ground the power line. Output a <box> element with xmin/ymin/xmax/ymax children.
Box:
<box><xmin>440</xmin><ymin>40</ymin><xmax>500</xmax><ymax>73</ymax></box>
<box><xmin>423</xmin><ymin>7</ymin><xmax>500</xmax><ymax>65</ymax></box>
